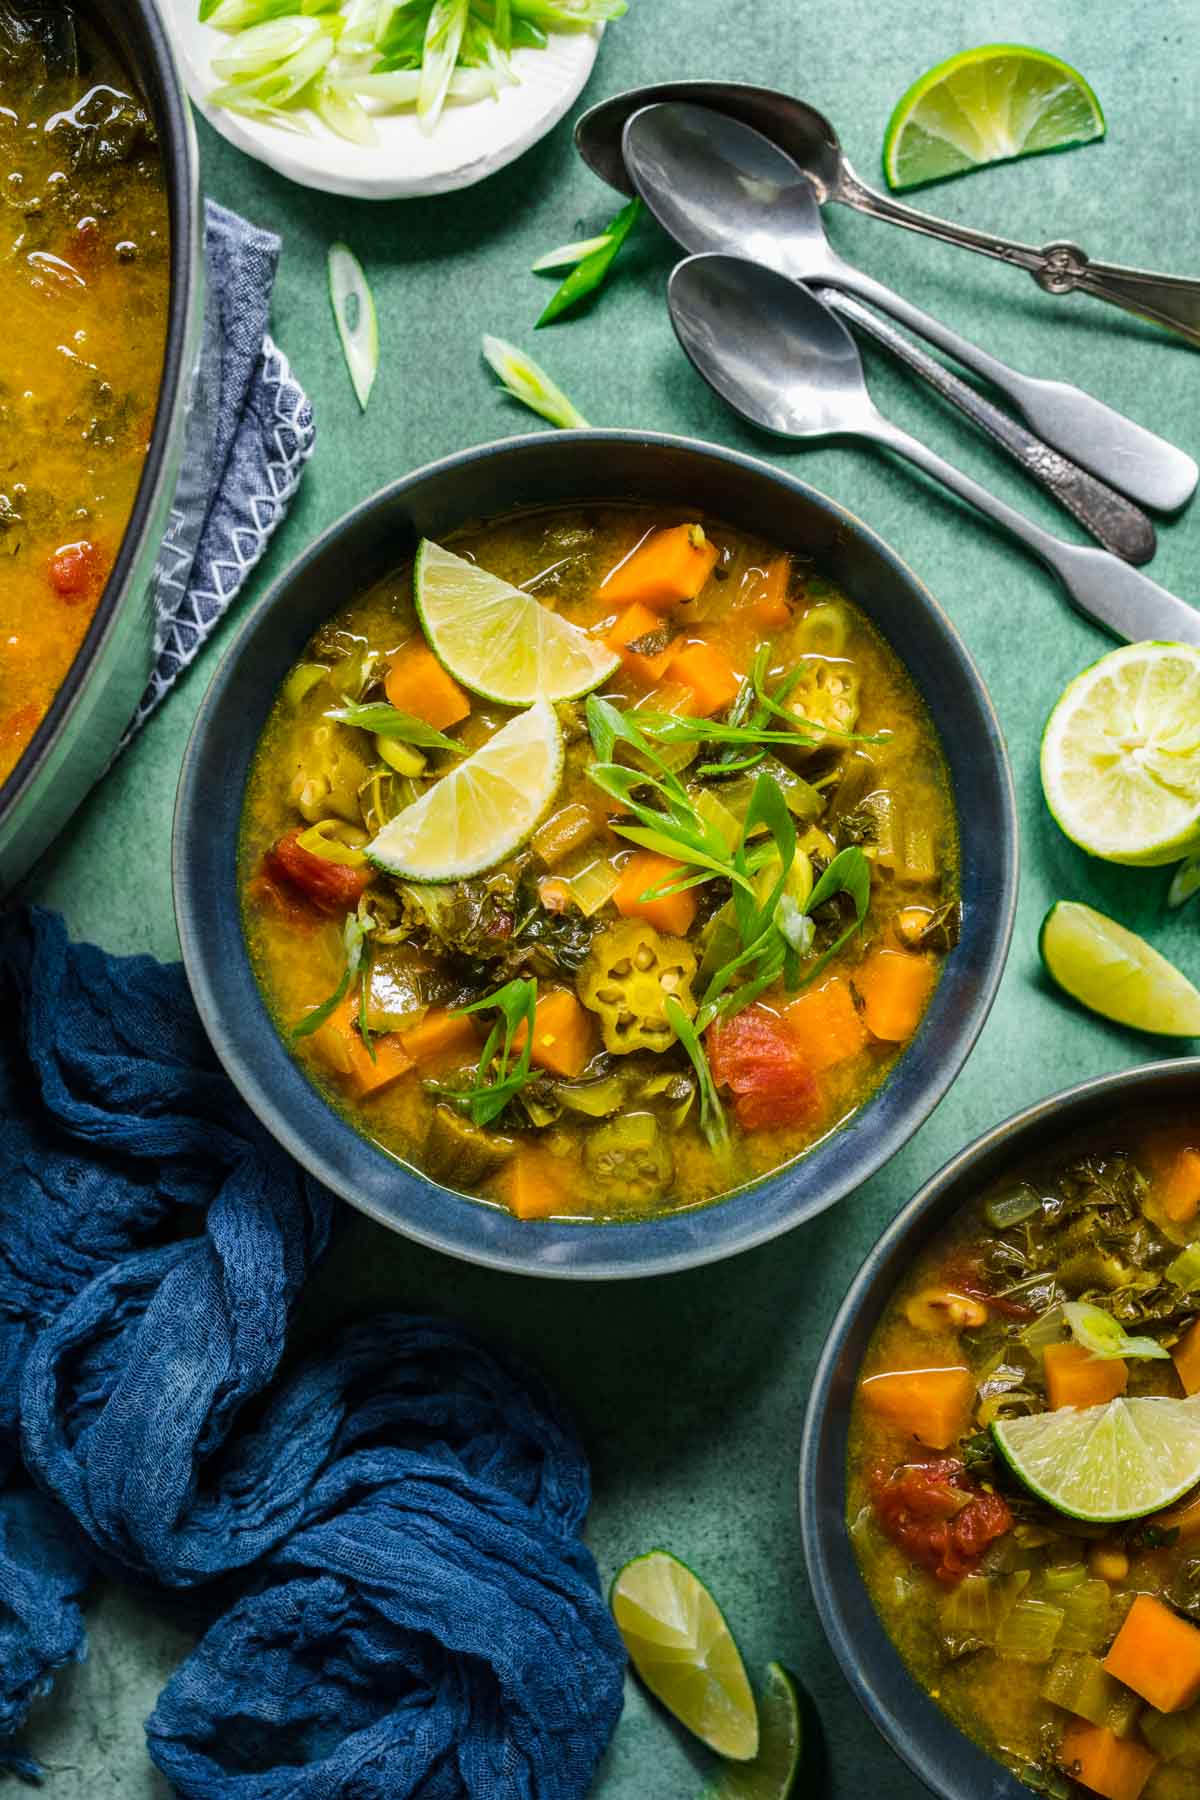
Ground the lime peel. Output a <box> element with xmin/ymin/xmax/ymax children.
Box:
<box><xmin>611</xmin><ymin>1549</ymin><xmax>759</xmax><ymax>1762</ymax></box>
<box><xmin>414</xmin><ymin>538</ymin><xmax>619</xmax><ymax>706</ymax></box>
<box><xmin>883</xmin><ymin>43</ymin><xmax>1105</xmax><ymax>191</ymax></box>
<box><xmin>705</xmin><ymin>1661</ymin><xmax>803</xmax><ymax>1800</ymax></box>
<box><xmin>1040</xmin><ymin>901</ymin><xmax>1200</xmax><ymax>1038</ymax></box>
<box><xmin>993</xmin><ymin>1394</ymin><xmax>1200</xmax><ymax>1523</ymax></box>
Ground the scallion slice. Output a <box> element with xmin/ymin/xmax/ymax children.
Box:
<box><xmin>328</xmin><ymin>241</ymin><xmax>378</xmax><ymax>412</ymax></box>
<box><xmin>481</xmin><ymin>334</ymin><xmax>589</xmax><ymax>428</ymax></box>
<box><xmin>531</xmin><ymin>232</ymin><xmax>613</xmax><ymax>273</ymax></box>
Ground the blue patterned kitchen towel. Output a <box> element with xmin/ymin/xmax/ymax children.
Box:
<box><xmin>122</xmin><ymin>199</ymin><xmax>315</xmax><ymax>744</ymax></box>
<box><xmin>0</xmin><ymin>909</ymin><xmax>624</xmax><ymax>1793</ymax></box>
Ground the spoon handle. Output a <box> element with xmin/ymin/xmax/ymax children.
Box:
<box><xmin>836</xmin><ymin>169</ymin><xmax>1200</xmax><ymax>349</ymax></box>
<box><xmin>826</xmin><ymin>259</ymin><xmax>1198</xmax><ymax>513</ymax></box>
<box><xmin>873</xmin><ymin>416</ymin><xmax>1200</xmax><ymax>647</ymax></box>
<box><xmin>819</xmin><ymin>289</ymin><xmax>1156</xmax><ymax>565</ymax></box>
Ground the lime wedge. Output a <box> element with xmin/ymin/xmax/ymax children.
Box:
<box><xmin>993</xmin><ymin>1395</ymin><xmax>1200</xmax><ymax>1523</ymax></box>
<box><xmin>611</xmin><ymin>1550</ymin><xmax>759</xmax><ymax>1761</ymax></box>
<box><xmin>883</xmin><ymin>44</ymin><xmax>1105</xmax><ymax>190</ymax></box>
<box><xmin>1169</xmin><ymin>855</ymin><xmax>1200</xmax><ymax>911</ymax></box>
<box><xmin>414</xmin><ymin>538</ymin><xmax>619</xmax><ymax>706</ymax></box>
<box><xmin>706</xmin><ymin>1662</ymin><xmax>803</xmax><ymax>1799</ymax></box>
<box><xmin>1040</xmin><ymin>901</ymin><xmax>1200</xmax><ymax>1037</ymax></box>
<box><xmin>366</xmin><ymin>697</ymin><xmax>562</xmax><ymax>881</ymax></box>
<box><xmin>1041</xmin><ymin>643</ymin><xmax>1200</xmax><ymax>867</ymax></box>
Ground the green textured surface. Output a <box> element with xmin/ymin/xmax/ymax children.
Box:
<box><xmin>16</xmin><ymin>0</ymin><xmax>1200</xmax><ymax>1793</ymax></box>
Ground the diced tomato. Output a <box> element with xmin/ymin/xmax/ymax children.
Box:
<box><xmin>48</xmin><ymin>539</ymin><xmax>106</xmax><ymax>604</ymax></box>
<box><xmin>260</xmin><ymin>831</ymin><xmax>369</xmax><ymax>917</ymax></box>
<box><xmin>872</xmin><ymin>1457</ymin><xmax>1013</xmax><ymax>1586</ymax></box>
<box><xmin>940</xmin><ymin>1253</ymin><xmax>1037</xmax><ymax>1321</ymax></box>
<box><xmin>706</xmin><ymin>1004</ymin><xmax>819</xmax><ymax>1132</ymax></box>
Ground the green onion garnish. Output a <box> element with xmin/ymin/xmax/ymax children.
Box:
<box><xmin>532</xmin><ymin>233</ymin><xmax>614</xmax><ymax>273</ymax></box>
<box><xmin>325</xmin><ymin>700</ymin><xmax>465</xmax><ymax>753</ymax></box>
<box><xmin>481</xmin><ymin>334</ymin><xmax>589</xmax><ymax>428</ymax></box>
<box><xmin>328</xmin><ymin>242</ymin><xmax>378</xmax><ymax>413</ymax></box>
<box><xmin>536</xmin><ymin>197</ymin><xmax>642</xmax><ymax>328</ymax></box>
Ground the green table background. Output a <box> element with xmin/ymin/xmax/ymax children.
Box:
<box><xmin>17</xmin><ymin>1</ymin><xmax>1200</xmax><ymax>1793</ymax></box>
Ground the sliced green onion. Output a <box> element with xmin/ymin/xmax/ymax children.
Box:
<box><xmin>665</xmin><ymin>995</ymin><xmax>729</xmax><ymax>1161</ymax></box>
<box><xmin>536</xmin><ymin>197</ymin><xmax>641</xmax><ymax>328</ymax></box>
<box><xmin>1064</xmin><ymin>1299</ymin><xmax>1170</xmax><ymax>1362</ymax></box>
<box><xmin>1169</xmin><ymin>854</ymin><xmax>1200</xmax><ymax>910</ymax></box>
<box><xmin>481</xmin><ymin>334</ymin><xmax>589</xmax><ymax>429</ymax></box>
<box><xmin>328</xmin><ymin>242</ymin><xmax>378</xmax><ymax>412</ymax></box>
<box><xmin>325</xmin><ymin>699</ymin><xmax>464</xmax><ymax>752</ymax></box>
<box><xmin>327</xmin><ymin>67</ymin><xmax>495</xmax><ymax>103</ymax></box>
<box><xmin>418</xmin><ymin>0</ymin><xmax>469</xmax><ymax>130</ymax></box>
<box><xmin>210</xmin><ymin>14</ymin><xmax>325</xmax><ymax>77</ymax></box>
<box><xmin>532</xmin><ymin>232</ymin><xmax>613</xmax><ymax>273</ymax></box>
<box><xmin>1042</xmin><ymin>1564</ymin><xmax>1089</xmax><ymax>1594</ymax></box>
<box><xmin>283</xmin><ymin>661</ymin><xmax>329</xmax><ymax>707</ymax></box>
<box><xmin>312</xmin><ymin>75</ymin><xmax>378</xmax><ymax>143</ymax></box>
<box><xmin>1167</xmin><ymin>1243</ymin><xmax>1200</xmax><ymax>1291</ymax></box>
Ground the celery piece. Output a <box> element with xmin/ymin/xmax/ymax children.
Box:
<box><xmin>940</xmin><ymin>1570</ymin><xmax>1029</xmax><ymax>1653</ymax></box>
<box><xmin>985</xmin><ymin>1183</ymin><xmax>1042</xmax><ymax>1230</ymax></box>
<box><xmin>481</xmin><ymin>334</ymin><xmax>589</xmax><ymax>428</ymax></box>
<box><xmin>1056</xmin><ymin>1578</ymin><xmax>1112</xmax><ymax>1654</ymax></box>
<box><xmin>1168</xmin><ymin>1242</ymin><xmax>1200</xmax><ymax>1291</ymax></box>
<box><xmin>283</xmin><ymin>661</ymin><xmax>329</xmax><ymax>708</ymax></box>
<box><xmin>1040</xmin><ymin>1652</ymin><xmax>1141</xmax><ymax>1736</ymax></box>
<box><xmin>1141</xmin><ymin>1703</ymin><xmax>1200</xmax><ymax>1764</ymax></box>
<box><xmin>565</xmin><ymin>859</ymin><xmax>619</xmax><ymax>918</ymax></box>
<box><xmin>993</xmin><ymin>1597</ymin><xmax>1064</xmax><ymax>1664</ymax></box>
<box><xmin>1042</xmin><ymin>1563</ymin><xmax>1089</xmax><ymax>1594</ymax></box>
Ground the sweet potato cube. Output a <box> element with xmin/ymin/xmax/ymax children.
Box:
<box><xmin>613</xmin><ymin>851</ymin><xmax>697</xmax><ymax>936</ymax></box>
<box><xmin>1043</xmin><ymin>1341</ymin><xmax>1128</xmax><ymax>1411</ymax></box>
<box><xmin>1162</xmin><ymin>1147</ymin><xmax>1200</xmax><ymax>1224</ymax></box>
<box><xmin>313</xmin><ymin>994</ymin><xmax>413</xmax><ymax>1097</ymax></box>
<box><xmin>599</xmin><ymin>523</ymin><xmax>719</xmax><ymax>611</ymax></box>
<box><xmin>783</xmin><ymin>975</ymin><xmax>868</xmax><ymax>1072</ymax></box>
<box><xmin>1058</xmin><ymin>1719</ymin><xmax>1156</xmax><ymax>1800</ymax></box>
<box><xmin>1103</xmin><ymin>1594</ymin><xmax>1200</xmax><ymax>1712</ymax></box>
<box><xmin>665</xmin><ymin>640</ymin><xmax>741</xmax><ymax>717</ymax></box>
<box><xmin>384</xmin><ymin>646</ymin><xmax>470</xmax><ymax>730</ymax></box>
<box><xmin>1173</xmin><ymin>1319</ymin><xmax>1200</xmax><ymax>1396</ymax></box>
<box><xmin>399</xmin><ymin>1007</ymin><xmax>479</xmax><ymax>1072</ymax></box>
<box><xmin>604</xmin><ymin>601</ymin><xmax>679</xmax><ymax>686</ymax></box>
<box><xmin>749</xmin><ymin>555</ymin><xmax>792</xmax><ymax>629</ymax></box>
<box><xmin>503</xmin><ymin>1147</ymin><xmax>565</xmax><ymax>1221</ymax></box>
<box><xmin>512</xmin><ymin>989</ymin><xmax>596</xmax><ymax>1080</ymax></box>
<box><xmin>858</xmin><ymin>1365</ymin><xmax>973</xmax><ymax>1450</ymax></box>
<box><xmin>854</xmin><ymin>949</ymin><xmax>935</xmax><ymax>1044</ymax></box>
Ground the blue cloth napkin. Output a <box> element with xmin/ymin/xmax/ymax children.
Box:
<box><xmin>0</xmin><ymin>908</ymin><xmax>625</xmax><ymax>1793</ymax></box>
<box><xmin>123</xmin><ymin>200</ymin><xmax>315</xmax><ymax>745</ymax></box>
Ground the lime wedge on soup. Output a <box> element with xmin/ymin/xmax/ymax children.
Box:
<box><xmin>367</xmin><ymin>697</ymin><xmax>562</xmax><ymax>881</ymax></box>
<box><xmin>706</xmin><ymin>1661</ymin><xmax>803</xmax><ymax>1798</ymax></box>
<box><xmin>1040</xmin><ymin>901</ymin><xmax>1200</xmax><ymax>1037</ymax></box>
<box><xmin>414</xmin><ymin>538</ymin><xmax>619</xmax><ymax>706</ymax></box>
<box><xmin>1041</xmin><ymin>642</ymin><xmax>1200</xmax><ymax>867</ymax></box>
<box><xmin>993</xmin><ymin>1395</ymin><xmax>1200</xmax><ymax>1523</ymax></box>
<box><xmin>883</xmin><ymin>44</ymin><xmax>1105</xmax><ymax>190</ymax></box>
<box><xmin>611</xmin><ymin>1549</ymin><xmax>759</xmax><ymax>1761</ymax></box>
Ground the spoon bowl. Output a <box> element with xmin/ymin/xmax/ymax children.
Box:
<box><xmin>668</xmin><ymin>254</ymin><xmax>872</xmax><ymax>439</ymax></box>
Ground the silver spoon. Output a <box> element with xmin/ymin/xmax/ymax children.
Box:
<box><xmin>623</xmin><ymin>104</ymin><xmax>1198</xmax><ymax>515</ymax></box>
<box><xmin>667</xmin><ymin>253</ymin><xmax>1200</xmax><ymax>648</ymax></box>
<box><xmin>820</xmin><ymin>291</ymin><xmax>1155</xmax><ymax>564</ymax></box>
<box><xmin>578</xmin><ymin>79</ymin><xmax>1200</xmax><ymax>350</ymax></box>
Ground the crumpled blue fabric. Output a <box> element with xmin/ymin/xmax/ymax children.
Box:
<box><xmin>0</xmin><ymin>909</ymin><xmax>624</xmax><ymax>1793</ymax></box>
<box><xmin>147</xmin><ymin>1319</ymin><xmax>625</xmax><ymax>1800</ymax></box>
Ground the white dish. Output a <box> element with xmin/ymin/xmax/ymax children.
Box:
<box><xmin>166</xmin><ymin>0</ymin><xmax>603</xmax><ymax>200</ymax></box>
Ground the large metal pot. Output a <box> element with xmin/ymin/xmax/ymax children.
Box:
<box><xmin>0</xmin><ymin>0</ymin><xmax>211</xmax><ymax>891</ymax></box>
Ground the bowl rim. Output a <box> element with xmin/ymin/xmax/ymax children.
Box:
<box><xmin>173</xmin><ymin>427</ymin><xmax>1018</xmax><ymax>1280</ymax></box>
<box><xmin>798</xmin><ymin>1056</ymin><xmax>1200</xmax><ymax>1800</ymax></box>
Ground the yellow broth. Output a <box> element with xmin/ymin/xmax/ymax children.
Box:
<box><xmin>241</xmin><ymin>504</ymin><xmax>958</xmax><ymax>1223</ymax></box>
<box><xmin>0</xmin><ymin>6</ymin><xmax>169</xmax><ymax>783</ymax></box>
<box><xmin>848</xmin><ymin>1123</ymin><xmax>1200</xmax><ymax>1800</ymax></box>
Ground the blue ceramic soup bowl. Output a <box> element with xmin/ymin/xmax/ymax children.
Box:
<box><xmin>173</xmin><ymin>430</ymin><xmax>1016</xmax><ymax>1280</ymax></box>
<box><xmin>799</xmin><ymin>1059</ymin><xmax>1200</xmax><ymax>1800</ymax></box>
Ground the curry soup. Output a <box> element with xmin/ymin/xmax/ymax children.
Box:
<box><xmin>241</xmin><ymin>505</ymin><xmax>958</xmax><ymax>1223</ymax></box>
<box><xmin>0</xmin><ymin>2</ymin><xmax>169</xmax><ymax>784</ymax></box>
<box><xmin>849</xmin><ymin>1126</ymin><xmax>1200</xmax><ymax>1800</ymax></box>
